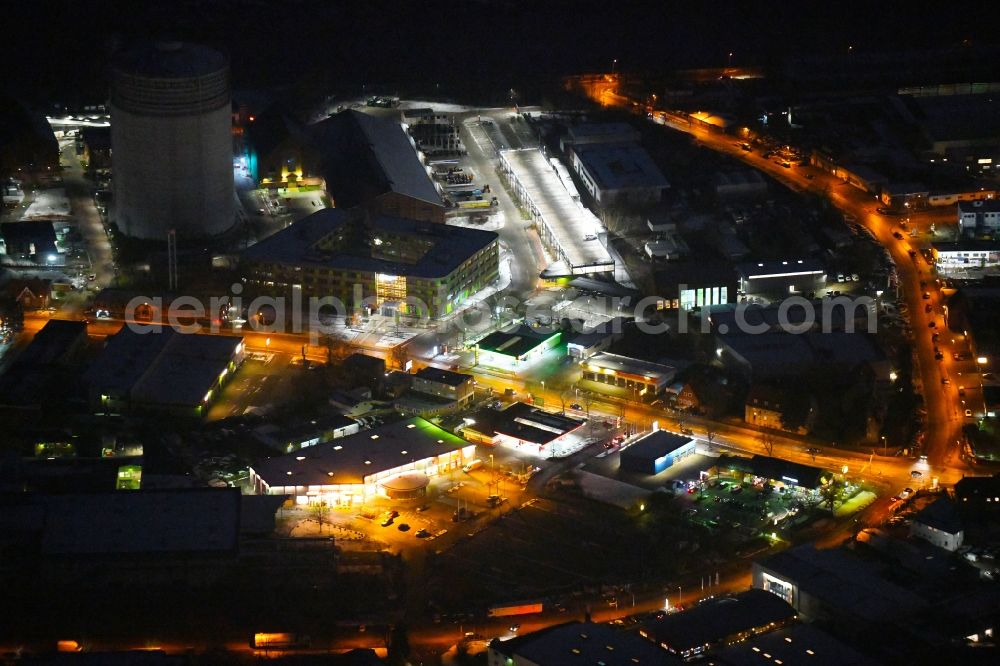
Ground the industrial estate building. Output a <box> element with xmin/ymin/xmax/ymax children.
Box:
<box><xmin>736</xmin><ymin>259</ymin><xmax>827</xmax><ymax>297</ymax></box>
<box><xmin>719</xmin><ymin>455</ymin><xmax>827</xmax><ymax>493</ymax></box>
<box><xmin>579</xmin><ymin>352</ymin><xmax>676</xmax><ymax>399</ymax></box>
<box><xmin>653</xmin><ymin>261</ymin><xmax>737</xmax><ymax>311</ymax></box>
<box><xmin>85</xmin><ymin>327</ymin><xmax>244</xmax><ymax>416</ymax></box>
<box><xmin>765</xmin><ymin>537</ymin><xmax>1000</xmax><ymax>647</ymax></box>
<box><xmin>931</xmin><ymin>240</ymin><xmax>1000</xmax><ymax>278</ymax></box>
<box><xmin>559</xmin><ymin>122</ymin><xmax>641</xmax><ymax>152</ymax></box>
<box><xmin>568</xmin><ymin>142</ymin><xmax>670</xmax><ymax>207</ymax></box>
<box><xmin>620</xmin><ymin>430</ymin><xmax>697</xmax><ymax>475</ymax></box>
<box><xmin>499</xmin><ymin>148</ymin><xmax>615</xmax><ymax>277</ymax></box>
<box><xmin>910</xmin><ymin>93</ymin><xmax>1000</xmax><ymax>174</ymax></box>
<box><xmin>474</xmin><ymin>325</ymin><xmax>561</xmax><ymax>371</ymax></box>
<box><xmin>241</xmin><ymin>208</ymin><xmax>499</xmax><ymax>319</ymax></box>
<box><xmin>404</xmin><ymin>366</ymin><xmax>475</xmax><ymax>410</ymax></box>
<box><xmin>245</xmin><ymin>108</ymin><xmax>445</xmax><ymax>223</ymax></box>
<box><xmin>462</xmin><ymin>402</ymin><xmax>585</xmax><ymax>457</ymax></box>
<box><xmin>910</xmin><ymin>497</ymin><xmax>965</xmax><ymax>552</ymax></box>
<box><xmin>0</xmin><ymin>319</ymin><xmax>89</xmax><ymax>415</ymax></box>
<box><xmin>110</xmin><ymin>42</ymin><xmax>234</xmax><ymax>239</ymax></box>
<box><xmin>310</xmin><ymin>110</ymin><xmax>445</xmax><ymax>223</ymax></box>
<box><xmin>488</xmin><ymin>621</ymin><xmax>673</xmax><ymax>666</ymax></box>
<box><xmin>958</xmin><ymin>199</ymin><xmax>1000</xmax><ymax>235</ymax></box>
<box><xmin>249</xmin><ymin>417</ymin><xmax>476</xmax><ymax>505</ymax></box>
<box><xmin>395</xmin><ymin>366</ymin><xmax>476</xmax><ymax>416</ymax></box>
<box><xmin>638</xmin><ymin>590</ymin><xmax>797</xmax><ymax>660</ymax></box>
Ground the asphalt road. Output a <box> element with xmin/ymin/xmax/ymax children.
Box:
<box><xmin>637</xmin><ymin>108</ymin><xmax>967</xmax><ymax>471</ymax></box>
<box><xmin>456</xmin><ymin>109</ymin><xmax>546</xmax><ymax>301</ymax></box>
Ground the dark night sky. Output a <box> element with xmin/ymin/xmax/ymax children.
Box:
<box><xmin>1</xmin><ymin>0</ymin><xmax>994</xmax><ymax>107</ymax></box>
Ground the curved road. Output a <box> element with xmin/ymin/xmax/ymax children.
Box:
<box><xmin>639</xmin><ymin>110</ymin><xmax>967</xmax><ymax>472</ymax></box>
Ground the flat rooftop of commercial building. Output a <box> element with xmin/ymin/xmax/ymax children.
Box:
<box><xmin>689</xmin><ymin>111</ymin><xmax>733</xmax><ymax>129</ymax></box>
<box><xmin>933</xmin><ymin>240</ymin><xmax>1000</xmax><ymax>252</ymax></box>
<box><xmin>86</xmin><ymin>327</ymin><xmax>242</xmax><ymax>408</ymax></box>
<box><xmin>721</xmin><ymin>332</ymin><xmax>884</xmax><ymax>375</ymax></box>
<box><xmin>884</xmin><ymin>181</ymin><xmax>928</xmax><ymax>196</ymax></box>
<box><xmin>401</xmin><ymin>108</ymin><xmax>437</xmax><ymax>119</ymax></box>
<box><xmin>585</xmin><ymin>352</ymin><xmax>676</xmax><ymax>382</ymax></box>
<box><xmin>567</xmin><ymin>123</ymin><xmax>639</xmax><ymax>140</ymax></box>
<box><xmin>914</xmin><ymin>497</ymin><xmax>963</xmax><ymax>534</ymax></box>
<box><xmin>491</xmin><ymin>621</ymin><xmax>677</xmax><ymax>665</ymax></box>
<box><xmin>467</xmin><ymin>402</ymin><xmax>585</xmax><ymax>446</ymax></box>
<box><xmin>251</xmin><ymin>417</ymin><xmax>472</xmax><ymax>488</ymax></box>
<box><xmin>654</xmin><ymin>261</ymin><xmax>737</xmax><ymax>291</ymax></box>
<box><xmin>713</xmin><ymin>169</ymin><xmax>767</xmax><ymax>187</ymax></box>
<box><xmin>755</xmin><ymin>544</ymin><xmax>928</xmax><ymax>622</ymax></box>
<box><xmin>476</xmin><ymin>325</ymin><xmax>559</xmax><ymax>359</ymax></box>
<box><xmin>500</xmin><ymin>149</ymin><xmax>613</xmax><ymax>273</ymax></box>
<box><xmin>736</xmin><ymin>258</ymin><xmax>826</xmax><ymax>280</ymax></box>
<box><xmin>572</xmin><ymin>142</ymin><xmax>670</xmax><ymax>192</ymax></box>
<box><xmin>40</xmin><ymin>488</ymin><xmax>240</xmax><ymax>556</ymax></box>
<box><xmin>311</xmin><ymin>109</ymin><xmax>443</xmax><ymax>208</ymax></box>
<box><xmin>955</xmin><ymin>474</ymin><xmax>1000</xmax><ymax>500</ymax></box>
<box><xmin>640</xmin><ymin>589</ymin><xmax>796</xmax><ymax>653</ymax></box>
<box><xmin>722</xmin><ymin>454</ymin><xmax>826</xmax><ymax>490</ymax></box>
<box><xmin>242</xmin><ymin>208</ymin><xmax>497</xmax><ymax>279</ymax></box>
<box><xmin>958</xmin><ymin>199</ymin><xmax>1000</xmax><ymax>214</ymax></box>
<box><xmin>713</xmin><ymin>623</ymin><xmax>877</xmax><ymax>666</ymax></box>
<box><xmin>910</xmin><ymin>94</ymin><xmax>1000</xmax><ymax>142</ymax></box>
<box><xmin>708</xmin><ymin>300</ymin><xmax>869</xmax><ymax>334</ymax></box>
<box><xmin>12</xmin><ymin>319</ymin><xmax>86</xmax><ymax>366</ymax></box>
<box><xmin>621</xmin><ymin>430</ymin><xmax>695</xmax><ymax>465</ymax></box>
<box><xmin>414</xmin><ymin>366</ymin><xmax>472</xmax><ymax>386</ymax></box>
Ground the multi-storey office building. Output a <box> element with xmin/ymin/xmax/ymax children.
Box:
<box><xmin>241</xmin><ymin>208</ymin><xmax>499</xmax><ymax>319</ymax></box>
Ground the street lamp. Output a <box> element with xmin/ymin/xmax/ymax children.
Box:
<box><xmin>882</xmin><ymin>435</ymin><xmax>887</xmax><ymax>456</ymax></box>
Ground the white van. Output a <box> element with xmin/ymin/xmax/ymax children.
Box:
<box><xmin>462</xmin><ymin>459</ymin><xmax>483</xmax><ymax>473</ymax></box>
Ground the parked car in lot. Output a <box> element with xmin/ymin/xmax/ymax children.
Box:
<box><xmin>380</xmin><ymin>510</ymin><xmax>399</xmax><ymax>527</ymax></box>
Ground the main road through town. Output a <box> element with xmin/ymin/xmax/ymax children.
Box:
<box><xmin>616</xmin><ymin>102</ymin><xmax>967</xmax><ymax>473</ymax></box>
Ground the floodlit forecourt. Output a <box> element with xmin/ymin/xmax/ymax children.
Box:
<box><xmin>241</xmin><ymin>208</ymin><xmax>499</xmax><ymax>319</ymax></box>
<box><xmin>248</xmin><ymin>417</ymin><xmax>477</xmax><ymax>505</ymax></box>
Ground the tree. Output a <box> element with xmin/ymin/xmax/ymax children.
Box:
<box><xmin>310</xmin><ymin>500</ymin><xmax>329</xmax><ymax>533</ymax></box>
<box><xmin>386</xmin><ymin>623</ymin><xmax>411</xmax><ymax>666</ymax></box>
<box><xmin>559</xmin><ymin>388</ymin><xmax>575</xmax><ymax>415</ymax></box>
<box><xmin>322</xmin><ymin>335</ymin><xmax>354</xmax><ymax>363</ymax></box>
<box><xmin>760</xmin><ymin>432</ymin><xmax>775</xmax><ymax>457</ymax></box>
<box><xmin>820</xmin><ymin>480</ymin><xmax>844</xmax><ymax>511</ymax></box>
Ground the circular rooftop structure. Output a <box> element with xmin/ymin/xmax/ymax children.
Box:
<box><xmin>380</xmin><ymin>472</ymin><xmax>429</xmax><ymax>500</ymax></box>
